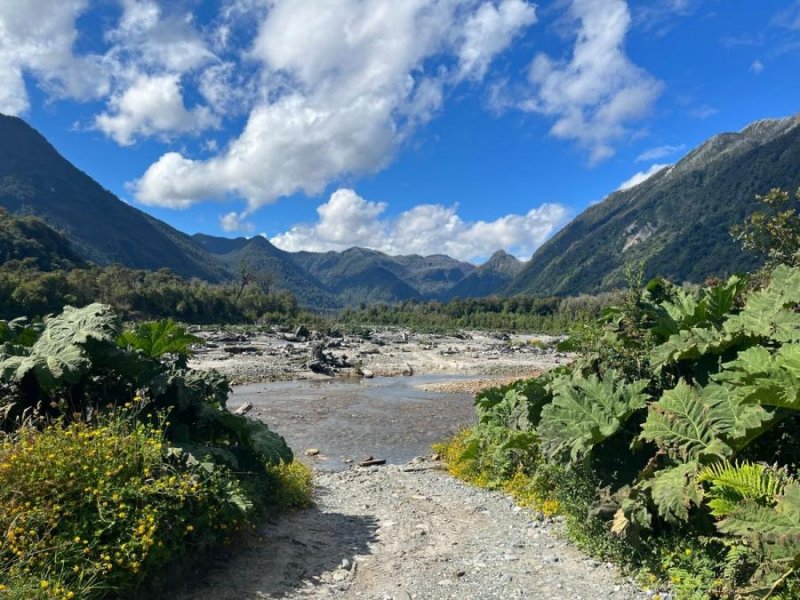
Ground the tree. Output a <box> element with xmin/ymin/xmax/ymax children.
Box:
<box><xmin>732</xmin><ymin>187</ymin><xmax>800</xmax><ymax>275</ymax></box>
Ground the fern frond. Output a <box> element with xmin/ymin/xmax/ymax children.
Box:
<box><xmin>699</xmin><ymin>461</ymin><xmax>786</xmax><ymax>517</ymax></box>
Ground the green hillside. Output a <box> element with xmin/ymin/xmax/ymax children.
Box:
<box><xmin>507</xmin><ymin>114</ymin><xmax>800</xmax><ymax>296</ymax></box>
<box><xmin>0</xmin><ymin>208</ymin><xmax>84</xmax><ymax>271</ymax></box>
<box><xmin>444</xmin><ymin>250</ymin><xmax>524</xmax><ymax>300</ymax></box>
<box><xmin>0</xmin><ymin>115</ymin><xmax>226</xmax><ymax>281</ymax></box>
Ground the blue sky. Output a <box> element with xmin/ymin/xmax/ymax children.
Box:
<box><xmin>2</xmin><ymin>0</ymin><xmax>799</xmax><ymax>263</ymax></box>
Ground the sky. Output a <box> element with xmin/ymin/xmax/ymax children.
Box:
<box><xmin>1</xmin><ymin>0</ymin><xmax>799</xmax><ymax>264</ymax></box>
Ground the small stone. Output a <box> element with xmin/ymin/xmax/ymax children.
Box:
<box><xmin>305</xmin><ymin>448</ymin><xmax>320</xmax><ymax>456</ymax></box>
<box><xmin>340</xmin><ymin>559</ymin><xmax>352</xmax><ymax>570</ymax></box>
<box><xmin>393</xmin><ymin>592</ymin><xmax>412</xmax><ymax>600</ymax></box>
<box><xmin>332</xmin><ymin>571</ymin><xmax>347</xmax><ymax>582</ymax></box>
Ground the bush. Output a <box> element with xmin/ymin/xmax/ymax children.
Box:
<box><xmin>0</xmin><ymin>417</ymin><xmax>278</xmax><ymax>599</ymax></box>
<box><xmin>440</xmin><ymin>262</ymin><xmax>800</xmax><ymax>598</ymax></box>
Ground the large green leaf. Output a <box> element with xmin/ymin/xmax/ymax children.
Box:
<box><xmin>118</xmin><ymin>319</ymin><xmax>202</xmax><ymax>359</ymax></box>
<box><xmin>723</xmin><ymin>265</ymin><xmax>800</xmax><ymax>342</ymax></box>
<box><xmin>649</xmin><ymin>461</ymin><xmax>704</xmax><ymax>524</ymax></box>
<box><xmin>717</xmin><ymin>344</ymin><xmax>800</xmax><ymax>409</ymax></box>
<box><xmin>650</xmin><ymin>327</ymin><xmax>736</xmax><ymax>370</ymax></box>
<box><xmin>717</xmin><ymin>483</ymin><xmax>800</xmax><ymax>562</ymax></box>
<box><xmin>0</xmin><ymin>303</ymin><xmax>122</xmax><ymax>390</ymax></box>
<box><xmin>216</xmin><ymin>412</ymin><xmax>293</xmax><ymax>465</ymax></box>
<box><xmin>537</xmin><ymin>371</ymin><xmax>648</xmax><ymax>462</ymax></box>
<box><xmin>640</xmin><ymin>379</ymin><xmax>773</xmax><ymax>463</ymax></box>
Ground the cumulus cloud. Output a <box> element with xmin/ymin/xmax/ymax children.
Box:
<box><xmin>219</xmin><ymin>211</ymin><xmax>255</xmax><ymax>234</ymax></box>
<box><xmin>0</xmin><ymin>0</ymin><xmax>107</xmax><ymax>114</ymax></box>
<box><xmin>617</xmin><ymin>163</ymin><xmax>670</xmax><ymax>191</ymax></box>
<box><xmin>95</xmin><ymin>74</ymin><xmax>220</xmax><ymax>146</ymax></box>
<box><xmin>635</xmin><ymin>143</ymin><xmax>686</xmax><ymax>162</ymax></box>
<box><xmin>106</xmin><ymin>0</ymin><xmax>216</xmax><ymax>74</ymax></box>
<box><xmin>456</xmin><ymin>0</ymin><xmax>538</xmax><ymax>80</ymax></box>
<box><xmin>750</xmin><ymin>60</ymin><xmax>765</xmax><ymax>74</ymax></box>
<box><xmin>520</xmin><ymin>0</ymin><xmax>663</xmax><ymax>164</ymax></box>
<box><xmin>270</xmin><ymin>189</ymin><xmax>569</xmax><ymax>262</ymax></box>
<box><xmin>133</xmin><ymin>0</ymin><xmax>537</xmax><ymax>209</ymax></box>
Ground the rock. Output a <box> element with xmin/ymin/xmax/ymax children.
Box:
<box><xmin>340</xmin><ymin>558</ymin><xmax>352</xmax><ymax>570</ymax></box>
<box><xmin>332</xmin><ymin>570</ymin><xmax>348</xmax><ymax>582</ymax></box>
<box><xmin>295</xmin><ymin>325</ymin><xmax>310</xmax><ymax>339</ymax></box>
<box><xmin>359</xmin><ymin>458</ymin><xmax>386</xmax><ymax>467</ymax></box>
<box><xmin>305</xmin><ymin>448</ymin><xmax>320</xmax><ymax>457</ymax></box>
<box><xmin>393</xmin><ymin>592</ymin><xmax>412</xmax><ymax>600</ymax></box>
<box><xmin>233</xmin><ymin>401</ymin><xmax>253</xmax><ymax>415</ymax></box>
<box><xmin>361</xmin><ymin>368</ymin><xmax>374</xmax><ymax>378</ymax></box>
<box><xmin>401</xmin><ymin>363</ymin><xmax>414</xmax><ymax>376</ymax></box>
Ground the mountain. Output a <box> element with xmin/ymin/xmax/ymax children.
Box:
<box><xmin>193</xmin><ymin>234</ymin><xmax>339</xmax><ymax>308</ymax></box>
<box><xmin>444</xmin><ymin>250</ymin><xmax>524</xmax><ymax>300</ymax></box>
<box><xmin>0</xmin><ymin>113</ymin><xmax>484</xmax><ymax>306</ymax></box>
<box><xmin>0</xmin><ymin>114</ymin><xmax>227</xmax><ymax>281</ymax></box>
<box><xmin>0</xmin><ymin>208</ymin><xmax>84</xmax><ymax>271</ymax></box>
<box><xmin>290</xmin><ymin>248</ymin><xmax>474</xmax><ymax>304</ymax></box>
<box><xmin>507</xmin><ymin>114</ymin><xmax>800</xmax><ymax>296</ymax></box>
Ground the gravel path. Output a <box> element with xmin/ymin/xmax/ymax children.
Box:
<box><xmin>176</xmin><ymin>461</ymin><xmax>647</xmax><ymax>600</ymax></box>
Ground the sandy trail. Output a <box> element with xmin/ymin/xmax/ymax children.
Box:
<box><xmin>175</xmin><ymin>463</ymin><xmax>646</xmax><ymax>600</ymax></box>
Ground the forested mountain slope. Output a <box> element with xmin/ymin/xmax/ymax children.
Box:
<box><xmin>507</xmin><ymin>114</ymin><xmax>800</xmax><ymax>295</ymax></box>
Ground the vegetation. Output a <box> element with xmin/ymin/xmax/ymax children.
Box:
<box><xmin>0</xmin><ymin>305</ymin><xmax>311</xmax><ymax>598</ymax></box>
<box><xmin>0</xmin><ymin>257</ymin><xmax>307</xmax><ymax>324</ymax></box>
<box><xmin>508</xmin><ymin>115</ymin><xmax>800</xmax><ymax>297</ymax></box>
<box><xmin>338</xmin><ymin>293</ymin><xmax>618</xmax><ymax>333</ymax></box>
<box><xmin>439</xmin><ymin>188</ymin><xmax>800</xmax><ymax>599</ymax></box>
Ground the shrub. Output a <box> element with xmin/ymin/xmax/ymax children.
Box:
<box><xmin>0</xmin><ymin>417</ymin><xmax>265</xmax><ymax>599</ymax></box>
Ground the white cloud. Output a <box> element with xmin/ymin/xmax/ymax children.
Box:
<box><xmin>635</xmin><ymin>143</ymin><xmax>686</xmax><ymax>162</ymax></box>
<box><xmin>520</xmin><ymin>0</ymin><xmax>663</xmax><ymax>164</ymax></box>
<box><xmin>270</xmin><ymin>188</ymin><xmax>569</xmax><ymax>262</ymax></box>
<box><xmin>0</xmin><ymin>0</ymin><xmax>108</xmax><ymax>115</ymax></box>
<box><xmin>106</xmin><ymin>0</ymin><xmax>216</xmax><ymax>74</ymax></box>
<box><xmin>689</xmin><ymin>105</ymin><xmax>718</xmax><ymax>119</ymax></box>
<box><xmin>95</xmin><ymin>74</ymin><xmax>220</xmax><ymax>146</ymax></box>
<box><xmin>617</xmin><ymin>163</ymin><xmax>670</xmax><ymax>191</ymax></box>
<box><xmin>773</xmin><ymin>1</ymin><xmax>800</xmax><ymax>30</ymax></box>
<box><xmin>750</xmin><ymin>60</ymin><xmax>765</xmax><ymax>74</ymax></box>
<box><xmin>219</xmin><ymin>212</ymin><xmax>255</xmax><ymax>234</ymax></box>
<box><xmin>457</xmin><ymin>0</ymin><xmax>538</xmax><ymax>81</ymax></box>
<box><xmin>133</xmin><ymin>0</ymin><xmax>538</xmax><ymax>209</ymax></box>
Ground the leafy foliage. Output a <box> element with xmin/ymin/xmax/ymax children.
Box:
<box><xmin>444</xmin><ymin>224</ymin><xmax>800</xmax><ymax>598</ymax></box>
<box><xmin>118</xmin><ymin>319</ymin><xmax>202</xmax><ymax>358</ymax></box>
<box><xmin>538</xmin><ymin>371</ymin><xmax>648</xmax><ymax>461</ymax></box>
<box><xmin>0</xmin><ymin>304</ymin><xmax>292</xmax><ymax>472</ymax></box>
<box><xmin>700</xmin><ymin>461</ymin><xmax>786</xmax><ymax>518</ymax></box>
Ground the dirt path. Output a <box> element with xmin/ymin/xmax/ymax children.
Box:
<box><xmin>176</xmin><ymin>462</ymin><xmax>648</xmax><ymax>600</ymax></box>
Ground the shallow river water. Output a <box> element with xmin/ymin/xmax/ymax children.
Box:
<box><xmin>230</xmin><ymin>375</ymin><xmax>478</xmax><ymax>471</ymax></box>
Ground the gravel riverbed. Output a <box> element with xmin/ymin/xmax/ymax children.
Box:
<box><xmin>175</xmin><ymin>461</ymin><xmax>649</xmax><ymax>600</ymax></box>
<box><xmin>175</xmin><ymin>329</ymin><xmax>653</xmax><ymax>599</ymax></box>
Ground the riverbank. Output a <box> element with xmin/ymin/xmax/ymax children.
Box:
<box><xmin>189</xmin><ymin>328</ymin><xmax>570</xmax><ymax>386</ymax></box>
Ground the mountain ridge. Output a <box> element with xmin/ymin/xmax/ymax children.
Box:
<box><xmin>2</xmin><ymin>112</ymin><xmax>798</xmax><ymax>305</ymax></box>
<box><xmin>505</xmin><ymin>113</ymin><xmax>800</xmax><ymax>296</ymax></box>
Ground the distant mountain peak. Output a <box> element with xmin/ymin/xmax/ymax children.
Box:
<box><xmin>482</xmin><ymin>249</ymin><xmax>524</xmax><ymax>273</ymax></box>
